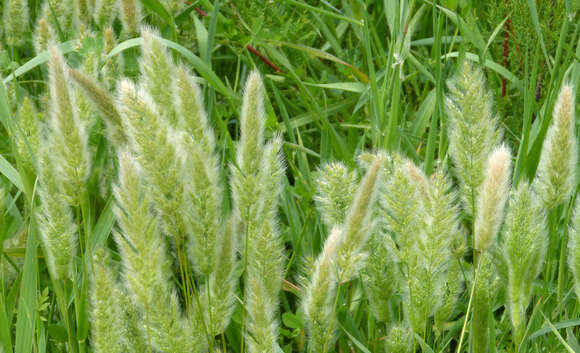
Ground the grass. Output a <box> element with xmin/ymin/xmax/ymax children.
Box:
<box><xmin>0</xmin><ymin>0</ymin><xmax>580</xmax><ymax>352</ymax></box>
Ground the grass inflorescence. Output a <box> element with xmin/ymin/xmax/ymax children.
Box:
<box><xmin>0</xmin><ymin>1</ymin><xmax>580</xmax><ymax>353</ymax></box>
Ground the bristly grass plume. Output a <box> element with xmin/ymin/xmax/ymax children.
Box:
<box><xmin>446</xmin><ymin>62</ymin><xmax>502</xmax><ymax>217</ymax></box>
<box><xmin>535</xmin><ymin>84</ymin><xmax>577</xmax><ymax>209</ymax></box>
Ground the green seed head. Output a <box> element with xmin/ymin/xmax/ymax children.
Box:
<box><xmin>535</xmin><ymin>84</ymin><xmax>577</xmax><ymax>209</ymax></box>
<box><xmin>314</xmin><ymin>162</ymin><xmax>358</xmax><ymax>228</ymax></box>
<box><xmin>2</xmin><ymin>0</ymin><xmax>29</xmax><ymax>47</ymax></box>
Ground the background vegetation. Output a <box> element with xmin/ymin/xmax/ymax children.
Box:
<box><xmin>1</xmin><ymin>0</ymin><xmax>580</xmax><ymax>352</ymax></box>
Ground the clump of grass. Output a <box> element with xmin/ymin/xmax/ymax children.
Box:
<box><xmin>2</xmin><ymin>4</ymin><xmax>580</xmax><ymax>352</ymax></box>
<box><xmin>82</xmin><ymin>29</ymin><xmax>285</xmax><ymax>353</ymax></box>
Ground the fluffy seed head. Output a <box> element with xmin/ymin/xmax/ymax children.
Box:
<box><xmin>2</xmin><ymin>0</ymin><xmax>29</xmax><ymax>47</ymax></box>
<box><xmin>404</xmin><ymin>160</ymin><xmax>430</xmax><ymax>203</ymax></box>
<box><xmin>335</xmin><ymin>157</ymin><xmax>382</xmax><ymax>281</ymax></box>
<box><xmin>15</xmin><ymin>97</ymin><xmax>41</xmax><ymax>174</ymax></box>
<box><xmin>304</xmin><ymin>227</ymin><xmax>341</xmax><ymax>353</ymax></box>
<box><xmin>69</xmin><ymin>68</ymin><xmax>125</xmax><ymax>146</ymax></box>
<box><xmin>385</xmin><ymin>324</ymin><xmax>413</xmax><ymax>353</ymax></box>
<box><xmin>34</xmin><ymin>18</ymin><xmax>52</xmax><ymax>54</ymax></box>
<box><xmin>120</xmin><ymin>0</ymin><xmax>141</xmax><ymax>36</ymax></box>
<box><xmin>102</xmin><ymin>27</ymin><xmax>123</xmax><ymax>91</ymax></box>
<box><xmin>95</xmin><ymin>0</ymin><xmax>118</xmax><ymax>27</ymax></box>
<box><xmin>535</xmin><ymin>84</ymin><xmax>577</xmax><ymax>209</ymax></box>
<box><xmin>474</xmin><ymin>145</ymin><xmax>512</xmax><ymax>252</ymax></box>
<box><xmin>503</xmin><ymin>182</ymin><xmax>547</xmax><ymax>344</ymax></box>
<box><xmin>314</xmin><ymin>162</ymin><xmax>358</xmax><ymax>228</ymax></box>
<box><xmin>140</xmin><ymin>27</ymin><xmax>178</xmax><ymax>126</ymax></box>
<box><xmin>90</xmin><ymin>249</ymin><xmax>126</xmax><ymax>353</ymax></box>
<box><xmin>446</xmin><ymin>62</ymin><xmax>502</xmax><ymax>216</ymax></box>
<box><xmin>47</xmin><ymin>44</ymin><xmax>91</xmax><ymax>206</ymax></box>
<box><xmin>238</xmin><ymin>70</ymin><xmax>266</xmax><ymax>173</ymax></box>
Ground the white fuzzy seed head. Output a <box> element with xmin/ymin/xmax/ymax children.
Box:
<box><xmin>474</xmin><ymin>144</ymin><xmax>512</xmax><ymax>252</ymax></box>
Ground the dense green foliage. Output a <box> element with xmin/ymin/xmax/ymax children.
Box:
<box><xmin>1</xmin><ymin>1</ymin><xmax>580</xmax><ymax>352</ymax></box>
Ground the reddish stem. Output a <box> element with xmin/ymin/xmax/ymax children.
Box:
<box><xmin>246</xmin><ymin>44</ymin><xmax>282</xmax><ymax>73</ymax></box>
<box><xmin>502</xmin><ymin>0</ymin><xmax>511</xmax><ymax>97</ymax></box>
<box><xmin>194</xmin><ymin>7</ymin><xmax>208</xmax><ymax>17</ymax></box>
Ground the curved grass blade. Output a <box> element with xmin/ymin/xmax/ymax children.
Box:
<box><xmin>3</xmin><ymin>41</ymin><xmax>79</xmax><ymax>84</ymax></box>
<box><xmin>14</xmin><ymin>220</ymin><xmax>38</xmax><ymax>353</ymax></box>
<box><xmin>103</xmin><ymin>37</ymin><xmax>236</xmax><ymax>99</ymax></box>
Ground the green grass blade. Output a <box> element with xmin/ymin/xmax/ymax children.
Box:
<box><xmin>442</xmin><ymin>52</ymin><xmax>518</xmax><ymax>82</ymax></box>
<box><xmin>538</xmin><ymin>312</ymin><xmax>576</xmax><ymax>353</ymax></box>
<box><xmin>0</xmin><ymin>75</ymin><xmax>13</xmax><ymax>132</ymax></box>
<box><xmin>0</xmin><ymin>242</ymin><xmax>13</xmax><ymax>353</ymax></box>
<box><xmin>0</xmin><ymin>156</ymin><xmax>24</xmax><ymax>192</ymax></box>
<box><xmin>282</xmin><ymin>0</ymin><xmax>363</xmax><ymax>25</ymax></box>
<box><xmin>103</xmin><ymin>37</ymin><xmax>236</xmax><ymax>99</ymax></box>
<box><xmin>525</xmin><ymin>0</ymin><xmax>551</xmax><ymax>71</ymax></box>
<box><xmin>3</xmin><ymin>41</ymin><xmax>79</xmax><ymax>84</ymax></box>
<box><xmin>88</xmin><ymin>197</ymin><xmax>115</xmax><ymax>249</ymax></box>
<box><xmin>528</xmin><ymin>318</ymin><xmax>580</xmax><ymax>340</ymax></box>
<box><xmin>14</xmin><ymin>220</ymin><xmax>38</xmax><ymax>353</ymax></box>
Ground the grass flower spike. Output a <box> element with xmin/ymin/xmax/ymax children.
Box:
<box><xmin>120</xmin><ymin>0</ymin><xmax>141</xmax><ymax>36</ymax></box>
<box><xmin>69</xmin><ymin>68</ymin><xmax>125</xmax><ymax>145</ymax></box>
<box><xmin>535</xmin><ymin>84</ymin><xmax>577</xmax><ymax>209</ymax></box>
<box><xmin>37</xmin><ymin>45</ymin><xmax>91</xmax><ymax>280</ymax></box>
<box><xmin>117</xmin><ymin>79</ymin><xmax>184</xmax><ymax>242</ymax></box>
<box><xmin>176</xmin><ymin>66</ymin><xmax>224</xmax><ymax>276</ymax></box>
<box><xmin>46</xmin><ymin>45</ymin><xmax>91</xmax><ymax>206</ymax></box>
<box><xmin>334</xmin><ymin>156</ymin><xmax>382</xmax><ymax>280</ymax></box>
<box><xmin>471</xmin><ymin>146</ymin><xmax>511</xmax><ymax>353</ymax></box>
<box><xmin>405</xmin><ymin>163</ymin><xmax>461</xmax><ymax>333</ymax></box>
<box><xmin>446</xmin><ymin>62</ymin><xmax>502</xmax><ymax>216</ymax></box>
<box><xmin>385</xmin><ymin>324</ymin><xmax>413</xmax><ymax>353</ymax></box>
<box><xmin>304</xmin><ymin>157</ymin><xmax>382</xmax><ymax>352</ymax></box>
<box><xmin>37</xmin><ymin>156</ymin><xmax>77</xmax><ymax>280</ymax></box>
<box><xmin>140</xmin><ymin>28</ymin><xmax>178</xmax><ymax>126</ymax></box>
<box><xmin>102</xmin><ymin>27</ymin><xmax>122</xmax><ymax>91</ymax></box>
<box><xmin>15</xmin><ymin>97</ymin><xmax>41</xmax><ymax>175</ymax></box>
<box><xmin>502</xmin><ymin>182</ymin><xmax>547</xmax><ymax>345</ymax></box>
<box><xmin>361</xmin><ymin>230</ymin><xmax>398</xmax><ymax>323</ymax></box>
<box><xmin>380</xmin><ymin>156</ymin><xmax>424</xmax><ymax>263</ymax></box>
<box><xmin>113</xmin><ymin>151</ymin><xmax>204</xmax><ymax>352</ymax></box>
<box><xmin>231</xmin><ymin>71</ymin><xmax>286</xmax><ymax>353</ymax></box>
<box><xmin>314</xmin><ymin>162</ymin><xmax>358</xmax><ymax>228</ymax></box>
<box><xmin>33</xmin><ymin>18</ymin><xmax>52</xmax><ymax>54</ymax></box>
<box><xmin>90</xmin><ymin>249</ymin><xmax>125</xmax><ymax>353</ymax></box>
<box><xmin>303</xmin><ymin>227</ymin><xmax>341</xmax><ymax>353</ymax></box>
<box><xmin>95</xmin><ymin>0</ymin><xmax>118</xmax><ymax>28</ymax></box>
<box><xmin>2</xmin><ymin>0</ymin><xmax>29</xmax><ymax>47</ymax></box>
<box><xmin>474</xmin><ymin>145</ymin><xmax>512</xmax><ymax>252</ymax></box>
